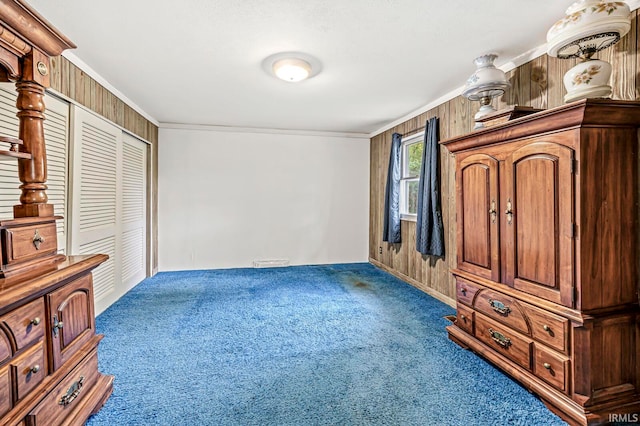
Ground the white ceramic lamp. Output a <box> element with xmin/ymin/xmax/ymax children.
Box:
<box><xmin>547</xmin><ymin>0</ymin><xmax>631</xmax><ymax>103</ymax></box>
<box><xmin>462</xmin><ymin>54</ymin><xmax>511</xmax><ymax>129</ymax></box>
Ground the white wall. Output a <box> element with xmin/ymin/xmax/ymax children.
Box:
<box><xmin>158</xmin><ymin>127</ymin><xmax>370</xmax><ymax>271</ymax></box>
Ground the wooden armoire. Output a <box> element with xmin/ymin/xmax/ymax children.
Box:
<box><xmin>443</xmin><ymin>99</ymin><xmax>640</xmax><ymax>425</ymax></box>
<box><xmin>0</xmin><ymin>1</ymin><xmax>113</xmax><ymax>425</ymax></box>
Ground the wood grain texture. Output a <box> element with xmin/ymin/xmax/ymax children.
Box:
<box><xmin>370</xmin><ymin>13</ymin><xmax>640</xmax><ymax>305</ymax></box>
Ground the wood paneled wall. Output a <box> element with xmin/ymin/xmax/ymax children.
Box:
<box><xmin>48</xmin><ymin>55</ymin><xmax>159</xmax><ymax>274</ymax></box>
<box><xmin>369</xmin><ymin>11</ymin><xmax>639</xmax><ymax>306</ymax></box>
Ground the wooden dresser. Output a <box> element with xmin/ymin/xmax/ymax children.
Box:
<box><xmin>0</xmin><ymin>1</ymin><xmax>113</xmax><ymax>425</ymax></box>
<box><xmin>442</xmin><ymin>100</ymin><xmax>640</xmax><ymax>425</ymax></box>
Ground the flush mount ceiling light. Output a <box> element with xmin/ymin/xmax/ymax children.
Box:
<box><xmin>273</xmin><ymin>58</ymin><xmax>311</xmax><ymax>82</ymax></box>
<box><xmin>262</xmin><ymin>52</ymin><xmax>322</xmax><ymax>83</ymax></box>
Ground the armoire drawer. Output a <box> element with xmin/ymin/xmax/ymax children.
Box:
<box><xmin>0</xmin><ymin>298</ymin><xmax>45</xmax><ymax>351</ymax></box>
<box><xmin>474</xmin><ymin>289</ymin><xmax>529</xmax><ymax>335</ymax></box>
<box><xmin>525</xmin><ymin>303</ymin><xmax>569</xmax><ymax>353</ymax></box>
<box><xmin>456</xmin><ymin>277</ymin><xmax>481</xmax><ymax>306</ymax></box>
<box><xmin>475</xmin><ymin>313</ymin><xmax>532</xmax><ymax>370</ymax></box>
<box><xmin>456</xmin><ymin>304</ymin><xmax>474</xmax><ymax>334</ymax></box>
<box><xmin>534</xmin><ymin>345</ymin><xmax>570</xmax><ymax>393</ymax></box>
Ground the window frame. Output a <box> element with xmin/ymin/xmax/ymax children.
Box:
<box><xmin>399</xmin><ymin>131</ymin><xmax>424</xmax><ymax>221</ymax></box>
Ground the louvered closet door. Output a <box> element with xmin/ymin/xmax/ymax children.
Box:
<box><xmin>121</xmin><ymin>132</ymin><xmax>147</xmax><ymax>294</ymax></box>
<box><xmin>0</xmin><ymin>83</ymin><xmax>69</xmax><ymax>251</ymax></box>
<box><xmin>70</xmin><ymin>106</ymin><xmax>119</xmax><ymax>315</ymax></box>
<box><xmin>70</xmin><ymin>105</ymin><xmax>149</xmax><ymax>315</ymax></box>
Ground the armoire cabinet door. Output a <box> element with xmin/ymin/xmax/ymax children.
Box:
<box><xmin>457</xmin><ymin>153</ymin><xmax>500</xmax><ymax>282</ymax></box>
<box><xmin>503</xmin><ymin>141</ymin><xmax>574</xmax><ymax>307</ymax></box>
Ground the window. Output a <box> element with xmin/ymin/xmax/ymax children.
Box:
<box><xmin>400</xmin><ymin>132</ymin><xmax>424</xmax><ymax>218</ymax></box>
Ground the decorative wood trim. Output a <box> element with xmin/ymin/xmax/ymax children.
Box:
<box><xmin>0</xmin><ymin>0</ymin><xmax>75</xmax><ymax>56</ymax></box>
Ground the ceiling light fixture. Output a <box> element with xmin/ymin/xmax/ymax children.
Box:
<box><xmin>273</xmin><ymin>58</ymin><xmax>311</xmax><ymax>82</ymax></box>
<box><xmin>262</xmin><ymin>52</ymin><xmax>321</xmax><ymax>83</ymax></box>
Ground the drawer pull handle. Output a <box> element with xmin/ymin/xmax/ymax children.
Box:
<box><xmin>30</xmin><ymin>317</ymin><xmax>41</xmax><ymax>326</ymax></box>
<box><xmin>29</xmin><ymin>364</ymin><xmax>40</xmax><ymax>374</ymax></box>
<box><xmin>59</xmin><ymin>376</ymin><xmax>85</xmax><ymax>406</ymax></box>
<box><xmin>543</xmin><ymin>362</ymin><xmax>552</xmax><ymax>370</ymax></box>
<box><xmin>488</xmin><ymin>328</ymin><xmax>512</xmax><ymax>348</ymax></box>
<box><xmin>52</xmin><ymin>315</ymin><xmax>64</xmax><ymax>337</ymax></box>
<box><xmin>488</xmin><ymin>299</ymin><xmax>511</xmax><ymax>315</ymax></box>
<box><xmin>543</xmin><ymin>325</ymin><xmax>550</xmax><ymax>332</ymax></box>
<box><xmin>32</xmin><ymin>229</ymin><xmax>45</xmax><ymax>250</ymax></box>
<box><xmin>460</xmin><ymin>314</ymin><xmax>466</xmax><ymax>321</ymax></box>
<box><xmin>460</xmin><ymin>288</ymin><xmax>467</xmax><ymax>296</ymax></box>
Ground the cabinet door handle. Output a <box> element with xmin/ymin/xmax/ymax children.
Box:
<box><xmin>505</xmin><ymin>198</ymin><xmax>513</xmax><ymax>224</ymax></box>
<box><xmin>52</xmin><ymin>315</ymin><xmax>64</xmax><ymax>337</ymax></box>
<box><xmin>489</xmin><ymin>200</ymin><xmax>497</xmax><ymax>223</ymax></box>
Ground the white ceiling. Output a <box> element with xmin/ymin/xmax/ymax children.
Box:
<box><xmin>27</xmin><ymin>1</ymin><xmax>574</xmax><ymax>135</ymax></box>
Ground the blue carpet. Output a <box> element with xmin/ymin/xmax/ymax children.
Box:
<box><xmin>86</xmin><ymin>263</ymin><xmax>566</xmax><ymax>426</ymax></box>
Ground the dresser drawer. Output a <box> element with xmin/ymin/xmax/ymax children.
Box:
<box><xmin>1</xmin><ymin>298</ymin><xmax>45</xmax><ymax>351</ymax></box>
<box><xmin>474</xmin><ymin>289</ymin><xmax>529</xmax><ymax>335</ymax></box>
<box><xmin>475</xmin><ymin>313</ymin><xmax>532</xmax><ymax>370</ymax></box>
<box><xmin>0</xmin><ymin>362</ymin><xmax>11</xmax><ymax>417</ymax></box>
<box><xmin>11</xmin><ymin>341</ymin><xmax>46</xmax><ymax>401</ymax></box>
<box><xmin>0</xmin><ymin>329</ymin><xmax>11</xmax><ymax>363</ymax></box>
<box><xmin>456</xmin><ymin>277</ymin><xmax>481</xmax><ymax>306</ymax></box>
<box><xmin>456</xmin><ymin>304</ymin><xmax>474</xmax><ymax>334</ymax></box>
<box><xmin>27</xmin><ymin>350</ymin><xmax>100</xmax><ymax>426</ymax></box>
<box><xmin>534</xmin><ymin>345</ymin><xmax>570</xmax><ymax>393</ymax></box>
<box><xmin>2</xmin><ymin>223</ymin><xmax>57</xmax><ymax>265</ymax></box>
<box><xmin>525</xmin><ymin>303</ymin><xmax>569</xmax><ymax>353</ymax></box>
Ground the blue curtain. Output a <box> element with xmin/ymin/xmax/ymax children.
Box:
<box><xmin>416</xmin><ymin>117</ymin><xmax>444</xmax><ymax>256</ymax></box>
<box><xmin>383</xmin><ymin>133</ymin><xmax>402</xmax><ymax>243</ymax></box>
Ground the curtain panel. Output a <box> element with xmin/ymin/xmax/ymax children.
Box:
<box><xmin>416</xmin><ymin>117</ymin><xmax>444</xmax><ymax>256</ymax></box>
<box><xmin>382</xmin><ymin>133</ymin><xmax>402</xmax><ymax>243</ymax></box>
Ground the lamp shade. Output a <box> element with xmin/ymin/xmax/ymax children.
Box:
<box><xmin>546</xmin><ymin>0</ymin><xmax>631</xmax><ymax>102</ymax></box>
<box><xmin>547</xmin><ymin>0</ymin><xmax>630</xmax><ymax>59</ymax></box>
<box><xmin>462</xmin><ymin>54</ymin><xmax>511</xmax><ymax>128</ymax></box>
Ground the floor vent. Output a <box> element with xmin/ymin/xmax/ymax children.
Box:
<box><xmin>253</xmin><ymin>259</ymin><xmax>290</xmax><ymax>268</ymax></box>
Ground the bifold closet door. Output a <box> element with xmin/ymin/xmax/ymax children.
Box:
<box><xmin>0</xmin><ymin>84</ymin><xmax>69</xmax><ymax>252</ymax></box>
<box><xmin>70</xmin><ymin>106</ymin><xmax>148</xmax><ymax>315</ymax></box>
